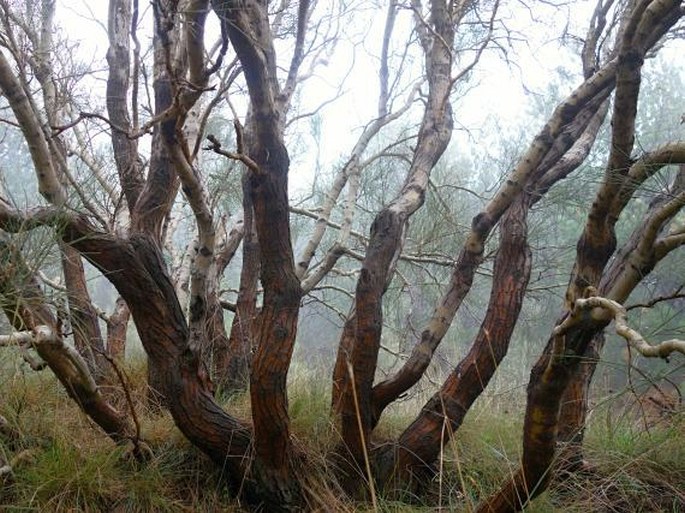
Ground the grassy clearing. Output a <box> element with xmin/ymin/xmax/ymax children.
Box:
<box><xmin>0</xmin><ymin>356</ymin><xmax>683</xmax><ymax>512</ymax></box>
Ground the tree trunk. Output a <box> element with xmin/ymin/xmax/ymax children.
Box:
<box><xmin>555</xmin><ymin>335</ymin><xmax>602</xmax><ymax>473</ymax></box>
<box><xmin>331</xmin><ymin>1</ymin><xmax>456</xmax><ymax>480</ymax></box>
<box><xmin>383</xmin><ymin>196</ymin><xmax>531</xmax><ymax>486</ymax></box>
<box><xmin>214</xmin><ymin>2</ymin><xmax>308</xmax><ymax>505</ymax></box>
<box><xmin>60</xmin><ymin>242</ymin><xmax>110</xmax><ymax>384</ymax></box>
<box><xmin>62</xmin><ymin>228</ymin><xmax>254</xmax><ymax>479</ymax></box>
<box><xmin>106</xmin><ymin>0</ymin><xmax>144</xmax><ymax>210</ymax></box>
<box><xmin>247</xmin><ymin>146</ymin><xmax>303</xmax><ymax>505</ymax></box>
<box><xmin>216</xmin><ymin>172</ymin><xmax>260</xmax><ymax>393</ymax></box>
<box><xmin>476</xmin><ymin>322</ymin><xmax>604</xmax><ymax>513</ymax></box>
<box><xmin>130</xmin><ymin>9</ymin><xmax>181</xmax><ymax>403</ymax></box>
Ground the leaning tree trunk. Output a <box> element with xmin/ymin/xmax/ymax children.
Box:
<box><xmin>555</xmin><ymin>335</ymin><xmax>602</xmax><ymax>473</ymax></box>
<box><xmin>557</xmin><ymin>164</ymin><xmax>685</xmax><ymax>471</ymax></box>
<box><xmin>479</xmin><ymin>3</ymin><xmax>684</xmax><ymax>509</ymax></box>
<box><xmin>331</xmin><ymin>2</ymin><xmax>456</xmax><ymax>488</ymax></box>
<box><xmin>380</xmin><ymin>195</ymin><xmax>532</xmax><ymax>487</ymax></box>
<box><xmin>56</xmin><ymin>226</ymin><xmax>255</xmax><ymax>481</ymax></box>
<box><xmin>131</xmin><ymin>6</ymin><xmax>181</xmax><ymax>406</ymax></box>
<box><xmin>476</xmin><ymin>323</ymin><xmax>604</xmax><ymax>513</ymax></box>
<box><xmin>366</xmin><ymin>21</ymin><xmax>615</xmax><ymax>493</ymax></box>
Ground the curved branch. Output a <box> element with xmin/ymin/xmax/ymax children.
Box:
<box><xmin>572</xmin><ymin>297</ymin><xmax>684</xmax><ymax>357</ymax></box>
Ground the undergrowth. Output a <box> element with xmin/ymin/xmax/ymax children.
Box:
<box><xmin>0</xmin><ymin>356</ymin><xmax>682</xmax><ymax>512</ymax></box>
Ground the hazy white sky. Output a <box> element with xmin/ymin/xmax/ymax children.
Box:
<box><xmin>53</xmin><ymin>1</ymin><xmax>684</xmax><ymax>194</ymax></box>
<box><xmin>54</xmin><ymin>1</ymin><xmax>568</xmax><ymax>128</ymax></box>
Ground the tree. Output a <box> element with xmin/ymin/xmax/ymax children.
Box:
<box><xmin>0</xmin><ymin>0</ymin><xmax>684</xmax><ymax>511</ymax></box>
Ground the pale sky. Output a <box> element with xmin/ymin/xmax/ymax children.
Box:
<box><xmin>53</xmin><ymin>1</ymin><xmax>685</xmax><ymax>195</ymax></box>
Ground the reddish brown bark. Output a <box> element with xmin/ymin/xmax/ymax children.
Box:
<box><xmin>476</xmin><ymin>323</ymin><xmax>603</xmax><ymax>513</ymax></box>
<box><xmin>218</xmin><ymin>172</ymin><xmax>260</xmax><ymax>393</ymax></box>
<box><xmin>557</xmin><ymin>168</ymin><xmax>685</xmax><ymax>466</ymax></box>
<box><xmin>473</xmin><ymin>165</ymin><xmax>685</xmax><ymax>513</ymax></box>
<box><xmin>60</xmin><ymin>243</ymin><xmax>110</xmax><ymax>383</ymax></box>
<box><xmin>331</xmin><ymin>310</ymin><xmax>357</xmax><ymax>412</ymax></box>
<box><xmin>336</xmin><ymin>209</ymin><xmax>408</xmax><ymax>464</ymax></box>
<box><xmin>481</xmin><ymin>5</ymin><xmax>684</xmax><ymax>508</ymax></box>
<box><xmin>129</xmin><ymin>7</ymin><xmax>182</xmax><ymax>403</ymax></box>
<box><xmin>367</xmin><ymin>36</ymin><xmax>614</xmax><ymax>434</ymax></box>
<box><xmin>129</xmin><ymin>11</ymin><xmax>179</xmax><ymax>242</ymax></box>
<box><xmin>369</xmin><ymin>239</ymin><xmax>482</xmax><ymax>426</ymax></box>
<box><xmin>214</xmin><ymin>2</ymin><xmax>305</xmax><ymax>504</ymax></box>
<box><xmin>386</xmin><ymin>197</ymin><xmax>531</xmax><ymax>483</ymax></box>
<box><xmin>59</xmin><ymin>226</ymin><xmax>253</xmax><ymax>480</ymax></box>
<box><xmin>369</xmin><ymin>71</ymin><xmax>612</xmax><ymax>487</ymax></box>
<box><xmin>246</xmin><ymin>151</ymin><xmax>302</xmax><ymax>498</ymax></box>
<box><xmin>332</xmin><ymin>0</ymin><xmax>456</xmax><ymax>474</ymax></box>
<box><xmin>555</xmin><ymin>336</ymin><xmax>601</xmax><ymax>472</ymax></box>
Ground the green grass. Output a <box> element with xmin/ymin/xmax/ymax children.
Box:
<box><xmin>0</xmin><ymin>358</ymin><xmax>239</xmax><ymax>513</ymax></box>
<box><xmin>2</xmin><ymin>438</ymin><xmax>241</xmax><ymax>512</ymax></box>
<box><xmin>1</xmin><ymin>355</ymin><xmax>683</xmax><ymax>512</ymax></box>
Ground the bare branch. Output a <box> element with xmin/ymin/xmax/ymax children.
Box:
<box><xmin>626</xmin><ymin>287</ymin><xmax>685</xmax><ymax>310</ymax></box>
<box><xmin>0</xmin><ymin>49</ymin><xmax>65</xmax><ymax>205</ymax></box>
<box><xmin>205</xmin><ymin>133</ymin><xmax>261</xmax><ymax>175</ymax></box>
<box><xmin>565</xmin><ymin>297</ymin><xmax>685</xmax><ymax>358</ymax></box>
<box><xmin>0</xmin><ymin>330</ymin><xmax>34</xmax><ymax>346</ymax></box>
<box><xmin>278</xmin><ymin>0</ymin><xmax>312</xmax><ymax>110</ymax></box>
